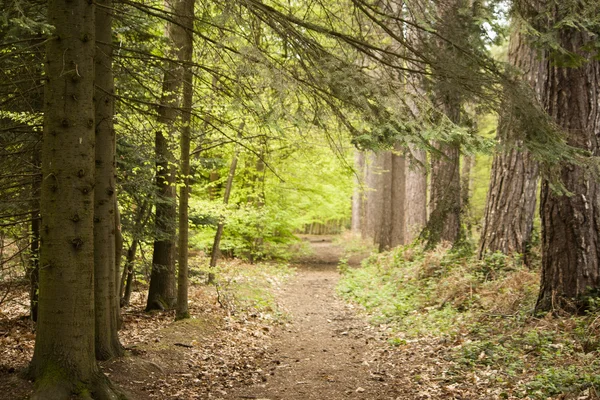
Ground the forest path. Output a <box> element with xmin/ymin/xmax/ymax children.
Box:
<box><xmin>226</xmin><ymin>236</ymin><xmax>402</xmax><ymax>400</ymax></box>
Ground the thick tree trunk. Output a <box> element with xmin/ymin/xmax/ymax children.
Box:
<box><xmin>424</xmin><ymin>0</ymin><xmax>475</xmax><ymax>249</ymax></box>
<box><xmin>30</xmin><ymin>1</ymin><xmax>118</xmax><ymax>397</ymax></box>
<box><xmin>365</xmin><ymin>148</ymin><xmax>405</xmax><ymax>251</ymax></box>
<box><xmin>536</xmin><ymin>28</ymin><xmax>600</xmax><ymax>313</ymax></box>
<box><xmin>404</xmin><ymin>146</ymin><xmax>427</xmax><ymax>243</ymax></box>
<box><xmin>478</xmin><ymin>26</ymin><xmax>541</xmax><ymax>261</ymax></box>
<box><xmin>94</xmin><ymin>0</ymin><xmax>123</xmax><ymax>360</ymax></box>
<box><xmin>176</xmin><ymin>0</ymin><xmax>195</xmax><ymax>321</ymax></box>
<box><xmin>364</xmin><ymin>152</ymin><xmax>385</xmax><ymax>242</ymax></box>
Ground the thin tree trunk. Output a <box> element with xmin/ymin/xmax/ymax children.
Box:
<box><xmin>390</xmin><ymin>145</ymin><xmax>406</xmax><ymax>247</ymax></box>
<box><xmin>461</xmin><ymin>155</ymin><xmax>474</xmax><ymax>238</ymax></box>
<box><xmin>210</xmin><ymin>145</ymin><xmax>240</xmax><ymax>271</ymax></box>
<box><xmin>30</xmin><ymin>1</ymin><xmax>118</xmax><ymax>396</ymax></box>
<box><xmin>114</xmin><ymin>200</ymin><xmax>124</xmax><ymax>329</ymax></box>
<box><xmin>93</xmin><ymin>0</ymin><xmax>123</xmax><ymax>360</ymax></box>
<box><xmin>536</xmin><ymin>25</ymin><xmax>600</xmax><ymax>313</ymax></box>
<box><xmin>377</xmin><ymin>152</ymin><xmax>393</xmax><ymax>251</ymax></box>
<box><xmin>147</xmin><ymin>0</ymin><xmax>192</xmax><ymax>311</ymax></box>
<box><xmin>121</xmin><ymin>239</ymin><xmax>138</xmax><ymax>308</ymax></box>
<box><xmin>119</xmin><ymin>200</ymin><xmax>149</xmax><ymax>306</ymax></box>
<box><xmin>351</xmin><ymin>151</ymin><xmax>365</xmax><ymax>234</ymax></box>
<box><xmin>176</xmin><ymin>0</ymin><xmax>195</xmax><ymax>321</ymax></box>
<box><xmin>478</xmin><ymin>25</ymin><xmax>541</xmax><ymax>261</ymax></box>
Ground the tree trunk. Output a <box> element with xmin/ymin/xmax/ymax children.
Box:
<box><xmin>176</xmin><ymin>0</ymin><xmax>195</xmax><ymax>321</ymax></box>
<box><xmin>210</xmin><ymin>145</ymin><xmax>240</xmax><ymax>270</ymax></box>
<box><xmin>364</xmin><ymin>152</ymin><xmax>385</xmax><ymax>242</ymax></box>
<box><xmin>377</xmin><ymin>152</ymin><xmax>393</xmax><ymax>251</ymax></box>
<box><xmin>461</xmin><ymin>155</ymin><xmax>474</xmax><ymax>238</ymax></box>
<box><xmin>404</xmin><ymin>146</ymin><xmax>427</xmax><ymax>243</ymax></box>
<box><xmin>29</xmin><ymin>144</ymin><xmax>41</xmax><ymax>322</ymax></box>
<box><xmin>536</xmin><ymin>27</ymin><xmax>600</xmax><ymax>313</ymax></box>
<box><xmin>365</xmin><ymin>148</ymin><xmax>405</xmax><ymax>251</ymax></box>
<box><xmin>120</xmin><ymin>240</ymin><xmax>138</xmax><ymax>308</ymax></box>
<box><xmin>30</xmin><ymin>1</ymin><xmax>118</xmax><ymax>397</ymax></box>
<box><xmin>478</xmin><ymin>25</ymin><xmax>541</xmax><ymax>261</ymax></box>
<box><xmin>351</xmin><ymin>151</ymin><xmax>365</xmax><ymax>234</ymax></box>
<box><xmin>147</xmin><ymin>0</ymin><xmax>191</xmax><ymax>312</ymax></box>
<box><xmin>390</xmin><ymin>145</ymin><xmax>406</xmax><ymax>248</ymax></box>
<box><xmin>94</xmin><ymin>0</ymin><xmax>123</xmax><ymax>360</ymax></box>
<box><xmin>114</xmin><ymin>200</ymin><xmax>123</xmax><ymax>329</ymax></box>
<box><xmin>426</xmin><ymin>141</ymin><xmax>461</xmax><ymax>248</ymax></box>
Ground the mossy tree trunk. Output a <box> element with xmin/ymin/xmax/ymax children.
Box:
<box><xmin>94</xmin><ymin>0</ymin><xmax>123</xmax><ymax>360</ymax></box>
<box><xmin>30</xmin><ymin>1</ymin><xmax>118</xmax><ymax>397</ymax></box>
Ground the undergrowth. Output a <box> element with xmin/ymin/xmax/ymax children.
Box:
<box><xmin>189</xmin><ymin>256</ymin><xmax>294</xmax><ymax>319</ymax></box>
<box><xmin>338</xmin><ymin>242</ymin><xmax>600</xmax><ymax>399</ymax></box>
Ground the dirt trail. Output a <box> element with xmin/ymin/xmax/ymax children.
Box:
<box><xmin>227</xmin><ymin>237</ymin><xmax>402</xmax><ymax>400</ymax></box>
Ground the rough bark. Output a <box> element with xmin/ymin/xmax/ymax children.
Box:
<box><xmin>29</xmin><ymin>145</ymin><xmax>41</xmax><ymax>322</ymax></box>
<box><xmin>478</xmin><ymin>26</ymin><xmax>541</xmax><ymax>261</ymax></box>
<box><xmin>536</xmin><ymin>26</ymin><xmax>600</xmax><ymax>313</ymax></box>
<box><xmin>147</xmin><ymin>0</ymin><xmax>191</xmax><ymax>311</ymax></box>
<box><xmin>404</xmin><ymin>146</ymin><xmax>427</xmax><ymax>243</ymax></box>
<box><xmin>94</xmin><ymin>0</ymin><xmax>123</xmax><ymax>360</ymax></box>
<box><xmin>30</xmin><ymin>1</ymin><xmax>118</xmax><ymax>397</ymax></box>
<box><xmin>377</xmin><ymin>152</ymin><xmax>393</xmax><ymax>251</ymax></box>
<box><xmin>426</xmin><ymin>141</ymin><xmax>461</xmax><ymax>247</ymax></box>
<box><xmin>176</xmin><ymin>0</ymin><xmax>195</xmax><ymax>320</ymax></box>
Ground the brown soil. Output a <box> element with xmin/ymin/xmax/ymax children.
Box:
<box><xmin>226</xmin><ymin>236</ymin><xmax>405</xmax><ymax>400</ymax></box>
<box><xmin>1</xmin><ymin>236</ymin><xmax>452</xmax><ymax>399</ymax></box>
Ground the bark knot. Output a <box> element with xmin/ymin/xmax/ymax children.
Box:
<box><xmin>71</xmin><ymin>238</ymin><xmax>84</xmax><ymax>249</ymax></box>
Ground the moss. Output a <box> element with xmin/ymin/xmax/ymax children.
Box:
<box><xmin>33</xmin><ymin>361</ymin><xmax>70</xmax><ymax>390</ymax></box>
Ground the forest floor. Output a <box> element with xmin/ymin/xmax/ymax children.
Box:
<box><xmin>4</xmin><ymin>236</ymin><xmax>592</xmax><ymax>399</ymax></box>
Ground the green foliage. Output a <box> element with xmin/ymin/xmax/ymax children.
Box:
<box><xmin>189</xmin><ymin>200</ymin><xmax>298</xmax><ymax>261</ymax></box>
<box><xmin>526</xmin><ymin>365</ymin><xmax>600</xmax><ymax>399</ymax></box>
<box><xmin>338</xmin><ymin>244</ymin><xmax>600</xmax><ymax>399</ymax></box>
